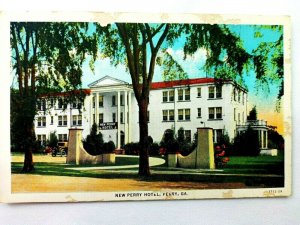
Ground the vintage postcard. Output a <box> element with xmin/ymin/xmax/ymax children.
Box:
<box><xmin>0</xmin><ymin>12</ymin><xmax>291</xmax><ymax>203</ymax></box>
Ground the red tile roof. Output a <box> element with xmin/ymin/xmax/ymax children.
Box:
<box><xmin>150</xmin><ymin>77</ymin><xmax>217</xmax><ymax>90</ymax></box>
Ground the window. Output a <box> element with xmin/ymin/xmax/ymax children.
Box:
<box><xmin>185</xmin><ymin>109</ymin><xmax>190</xmax><ymax>120</ymax></box>
<box><xmin>58</xmin><ymin>99</ymin><xmax>63</xmax><ymax>109</ymax></box>
<box><xmin>178</xmin><ymin>109</ymin><xmax>190</xmax><ymax>121</ymax></box>
<box><xmin>238</xmin><ymin>113</ymin><xmax>240</xmax><ymax>124</ymax></box>
<box><xmin>169</xmin><ymin>90</ymin><xmax>174</xmax><ymax>102</ymax></box>
<box><xmin>214</xmin><ymin>129</ymin><xmax>223</xmax><ymax>143</ymax></box>
<box><xmin>37</xmin><ymin>99</ymin><xmax>46</xmax><ymax>111</ymax></box>
<box><xmin>197</xmin><ymin>108</ymin><xmax>202</xmax><ymax>118</ymax></box>
<box><xmin>178</xmin><ymin>89</ymin><xmax>190</xmax><ymax>101</ymax></box>
<box><xmin>185</xmin><ymin>130</ymin><xmax>191</xmax><ymax>143</ymax></box>
<box><xmin>121</xmin><ymin>112</ymin><xmax>124</xmax><ymax>123</ymax></box>
<box><xmin>72</xmin><ymin>99</ymin><xmax>82</xmax><ymax>109</ymax></box>
<box><xmin>209</xmin><ymin>108</ymin><xmax>214</xmax><ymax>119</ymax></box>
<box><xmin>37</xmin><ymin>117</ymin><xmax>46</xmax><ymax>127</ymax></box>
<box><xmin>50</xmin><ymin>98</ymin><xmax>54</xmax><ymax>107</ymax></box>
<box><xmin>209</xmin><ymin>87</ymin><xmax>215</xmax><ymax>99</ymax></box>
<box><xmin>58</xmin><ymin>98</ymin><xmax>67</xmax><ymax>109</ymax></box>
<box><xmin>50</xmin><ymin>116</ymin><xmax>54</xmax><ymax>125</ymax></box>
<box><xmin>169</xmin><ymin>110</ymin><xmax>174</xmax><ymax>121</ymax></box>
<box><xmin>234</xmin><ymin>108</ymin><xmax>236</xmax><ymax>121</ymax></box>
<box><xmin>162</xmin><ymin>90</ymin><xmax>174</xmax><ymax>102</ymax></box>
<box><xmin>37</xmin><ymin>134</ymin><xmax>47</xmax><ymax>145</ymax></box>
<box><xmin>178</xmin><ymin>89</ymin><xmax>184</xmax><ymax>101</ymax></box>
<box><xmin>99</xmin><ymin>95</ymin><xmax>104</xmax><ymax>107</ymax></box>
<box><xmin>58</xmin><ymin>115</ymin><xmax>67</xmax><ymax>126</ymax></box>
<box><xmin>178</xmin><ymin>109</ymin><xmax>184</xmax><ymax>121</ymax></box>
<box><xmin>216</xmin><ymin>107</ymin><xmax>222</xmax><ymax>119</ymax></box>
<box><xmin>72</xmin><ymin>115</ymin><xmax>77</xmax><ymax>126</ymax></box>
<box><xmin>185</xmin><ymin>89</ymin><xmax>190</xmax><ymax>101</ymax></box>
<box><xmin>92</xmin><ymin>96</ymin><xmax>95</xmax><ymax>108</ymax></box>
<box><xmin>93</xmin><ymin>114</ymin><xmax>95</xmax><ymax>124</ymax></box>
<box><xmin>112</xmin><ymin>95</ymin><xmax>116</xmax><ymax>106</ymax></box>
<box><xmin>238</xmin><ymin>91</ymin><xmax>241</xmax><ymax>102</ymax></box>
<box><xmin>197</xmin><ymin>87</ymin><xmax>202</xmax><ymax>97</ymax></box>
<box><xmin>209</xmin><ymin>86</ymin><xmax>222</xmax><ymax>99</ymax></box>
<box><xmin>163</xmin><ymin>110</ymin><xmax>168</xmax><ymax>121</ymax></box>
<box><xmin>58</xmin><ymin>134</ymin><xmax>68</xmax><ymax>142</ymax></box>
<box><xmin>208</xmin><ymin>107</ymin><xmax>222</xmax><ymax>120</ymax></box>
<box><xmin>99</xmin><ymin>113</ymin><xmax>103</xmax><ymax>124</ymax></box>
<box><xmin>162</xmin><ymin>110</ymin><xmax>174</xmax><ymax>121</ymax></box>
<box><xmin>72</xmin><ymin>115</ymin><xmax>82</xmax><ymax>126</ymax></box>
<box><xmin>120</xmin><ymin>95</ymin><xmax>124</xmax><ymax>106</ymax></box>
<box><xmin>233</xmin><ymin>88</ymin><xmax>237</xmax><ymax>101</ymax></box>
<box><xmin>112</xmin><ymin>113</ymin><xmax>116</xmax><ymax>122</ymax></box>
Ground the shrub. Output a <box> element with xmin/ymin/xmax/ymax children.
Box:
<box><xmin>83</xmin><ymin>123</ymin><xmax>104</xmax><ymax>155</ymax></box>
<box><xmin>232</xmin><ymin>126</ymin><xmax>260</xmax><ymax>156</ymax></box>
<box><xmin>149</xmin><ymin>142</ymin><xmax>160</xmax><ymax>156</ymax></box>
<box><xmin>103</xmin><ymin>141</ymin><xmax>116</xmax><ymax>153</ymax></box>
<box><xmin>176</xmin><ymin>127</ymin><xmax>194</xmax><ymax>156</ymax></box>
<box><xmin>124</xmin><ymin>142</ymin><xmax>140</xmax><ymax>155</ymax></box>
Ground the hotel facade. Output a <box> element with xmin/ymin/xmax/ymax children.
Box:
<box><xmin>34</xmin><ymin>76</ymin><xmax>269</xmax><ymax>149</ymax></box>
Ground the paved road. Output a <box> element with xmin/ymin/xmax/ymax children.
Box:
<box><xmin>66</xmin><ymin>155</ymin><xmax>166</xmax><ymax>171</ymax></box>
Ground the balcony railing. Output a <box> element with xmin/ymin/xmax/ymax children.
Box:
<box><xmin>237</xmin><ymin>120</ymin><xmax>267</xmax><ymax>127</ymax></box>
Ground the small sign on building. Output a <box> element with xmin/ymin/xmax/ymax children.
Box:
<box><xmin>99</xmin><ymin>122</ymin><xmax>118</xmax><ymax>130</ymax></box>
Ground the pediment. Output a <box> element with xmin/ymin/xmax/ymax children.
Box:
<box><xmin>88</xmin><ymin>75</ymin><xmax>129</xmax><ymax>87</ymax></box>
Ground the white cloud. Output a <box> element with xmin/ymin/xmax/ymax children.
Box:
<box><xmin>165</xmin><ymin>47</ymin><xmax>208</xmax><ymax>78</ymax></box>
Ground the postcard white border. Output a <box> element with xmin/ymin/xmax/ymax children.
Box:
<box><xmin>0</xmin><ymin>11</ymin><xmax>291</xmax><ymax>203</ymax></box>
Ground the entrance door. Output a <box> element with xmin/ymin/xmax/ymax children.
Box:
<box><xmin>120</xmin><ymin>131</ymin><xmax>125</xmax><ymax>147</ymax></box>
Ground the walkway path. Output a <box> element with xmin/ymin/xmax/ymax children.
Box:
<box><xmin>66</xmin><ymin>155</ymin><xmax>165</xmax><ymax>171</ymax></box>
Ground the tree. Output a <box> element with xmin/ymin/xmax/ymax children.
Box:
<box><xmin>83</xmin><ymin>123</ymin><xmax>104</xmax><ymax>155</ymax></box>
<box><xmin>95</xmin><ymin>23</ymin><xmax>283</xmax><ymax>176</ymax></box>
<box><xmin>268</xmin><ymin>128</ymin><xmax>284</xmax><ymax>151</ymax></box>
<box><xmin>247</xmin><ymin>106</ymin><xmax>258</xmax><ymax>120</ymax></box>
<box><xmin>160</xmin><ymin>129</ymin><xmax>179</xmax><ymax>154</ymax></box>
<box><xmin>10</xmin><ymin>22</ymin><xmax>97</xmax><ymax>172</ymax></box>
<box><xmin>47</xmin><ymin>131</ymin><xmax>58</xmax><ymax>148</ymax></box>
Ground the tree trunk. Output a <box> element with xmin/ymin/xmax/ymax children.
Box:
<box><xmin>21</xmin><ymin>115</ymin><xmax>35</xmax><ymax>172</ymax></box>
<box><xmin>22</xmin><ymin>147</ymin><xmax>34</xmax><ymax>172</ymax></box>
<box><xmin>138</xmin><ymin>98</ymin><xmax>150</xmax><ymax>176</ymax></box>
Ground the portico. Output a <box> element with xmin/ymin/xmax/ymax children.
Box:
<box><xmin>88</xmin><ymin>76</ymin><xmax>134</xmax><ymax>148</ymax></box>
<box><xmin>237</xmin><ymin>120</ymin><xmax>269</xmax><ymax>149</ymax></box>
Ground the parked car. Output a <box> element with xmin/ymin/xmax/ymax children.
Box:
<box><xmin>52</xmin><ymin>142</ymin><xmax>68</xmax><ymax>157</ymax></box>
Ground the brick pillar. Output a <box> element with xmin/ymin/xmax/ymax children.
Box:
<box><xmin>66</xmin><ymin>128</ymin><xmax>84</xmax><ymax>165</ymax></box>
<box><xmin>197</xmin><ymin>128</ymin><xmax>215</xmax><ymax>169</ymax></box>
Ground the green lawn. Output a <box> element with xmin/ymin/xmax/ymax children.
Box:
<box><xmin>224</xmin><ymin>153</ymin><xmax>284</xmax><ymax>175</ymax></box>
<box><xmin>11</xmin><ymin>152</ymin><xmax>285</xmax><ymax>187</ymax></box>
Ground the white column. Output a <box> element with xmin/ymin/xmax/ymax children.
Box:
<box><xmin>265</xmin><ymin>130</ymin><xmax>268</xmax><ymax>149</ymax></box>
<box><xmin>117</xmin><ymin>91</ymin><xmax>121</xmax><ymax>149</ymax></box>
<box><xmin>95</xmin><ymin>93</ymin><xmax>99</xmax><ymax>127</ymax></box>
<box><xmin>128</xmin><ymin>91</ymin><xmax>132</xmax><ymax>143</ymax></box>
<box><xmin>261</xmin><ymin>130</ymin><xmax>264</xmax><ymax>149</ymax></box>
<box><xmin>90</xmin><ymin>95</ymin><xmax>93</xmax><ymax>130</ymax></box>
<box><xmin>124</xmin><ymin>90</ymin><xmax>128</xmax><ymax>144</ymax></box>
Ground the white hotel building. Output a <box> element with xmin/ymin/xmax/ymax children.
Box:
<box><xmin>35</xmin><ymin>75</ymin><xmax>268</xmax><ymax>149</ymax></box>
